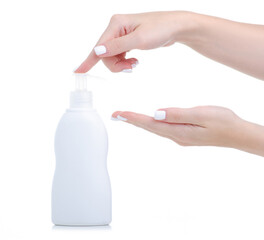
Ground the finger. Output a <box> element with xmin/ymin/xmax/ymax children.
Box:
<box><xmin>94</xmin><ymin>32</ymin><xmax>138</xmax><ymax>58</ymax></box>
<box><xmin>103</xmin><ymin>57</ymin><xmax>138</xmax><ymax>72</ymax></box>
<box><xmin>111</xmin><ymin>111</ymin><xmax>174</xmax><ymax>139</ymax></box>
<box><xmin>74</xmin><ymin>50</ymin><xmax>99</xmax><ymax>73</ymax></box>
<box><xmin>154</xmin><ymin>107</ymin><xmax>203</xmax><ymax>125</ymax></box>
<box><xmin>74</xmin><ymin>21</ymin><xmax>120</xmax><ymax>73</ymax></box>
<box><xmin>123</xmin><ymin>58</ymin><xmax>139</xmax><ymax>68</ymax></box>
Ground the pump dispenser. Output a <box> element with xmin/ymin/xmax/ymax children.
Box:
<box><xmin>52</xmin><ymin>73</ymin><xmax>112</xmax><ymax>226</ymax></box>
<box><xmin>70</xmin><ymin>74</ymin><xmax>92</xmax><ymax>109</ymax></box>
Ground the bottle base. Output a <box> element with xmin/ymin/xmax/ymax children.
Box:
<box><xmin>52</xmin><ymin>219</ymin><xmax>112</xmax><ymax>227</ymax></box>
<box><xmin>54</xmin><ymin>223</ymin><xmax>110</xmax><ymax>227</ymax></box>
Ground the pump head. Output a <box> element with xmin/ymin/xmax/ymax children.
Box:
<box><xmin>74</xmin><ymin>73</ymin><xmax>88</xmax><ymax>91</ymax></box>
<box><xmin>70</xmin><ymin>73</ymin><xmax>92</xmax><ymax>109</ymax></box>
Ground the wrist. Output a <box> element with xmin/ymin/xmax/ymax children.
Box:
<box><xmin>172</xmin><ymin>11</ymin><xmax>205</xmax><ymax>46</ymax></box>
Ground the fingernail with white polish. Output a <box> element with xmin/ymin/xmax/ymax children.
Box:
<box><xmin>94</xmin><ymin>45</ymin><xmax>107</xmax><ymax>55</ymax></box>
<box><xmin>122</xmin><ymin>69</ymin><xmax>132</xmax><ymax>73</ymax></box>
<box><xmin>131</xmin><ymin>61</ymin><xmax>139</xmax><ymax>68</ymax></box>
<box><xmin>111</xmin><ymin>116</ymin><xmax>119</xmax><ymax>121</ymax></box>
<box><xmin>154</xmin><ymin>110</ymin><xmax>166</xmax><ymax>120</ymax></box>
<box><xmin>117</xmin><ymin>115</ymin><xmax>127</xmax><ymax>121</ymax></box>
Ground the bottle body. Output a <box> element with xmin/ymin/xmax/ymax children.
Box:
<box><xmin>52</xmin><ymin>109</ymin><xmax>111</xmax><ymax>226</ymax></box>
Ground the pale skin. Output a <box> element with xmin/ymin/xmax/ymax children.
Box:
<box><xmin>75</xmin><ymin>11</ymin><xmax>264</xmax><ymax>157</ymax></box>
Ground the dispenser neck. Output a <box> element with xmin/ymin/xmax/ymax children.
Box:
<box><xmin>70</xmin><ymin>90</ymin><xmax>92</xmax><ymax>109</ymax></box>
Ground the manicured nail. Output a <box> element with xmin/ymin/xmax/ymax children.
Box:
<box><xmin>111</xmin><ymin>116</ymin><xmax>119</xmax><ymax>121</ymax></box>
<box><xmin>131</xmin><ymin>61</ymin><xmax>139</xmax><ymax>68</ymax></box>
<box><xmin>122</xmin><ymin>69</ymin><xmax>132</xmax><ymax>73</ymax></box>
<box><xmin>94</xmin><ymin>45</ymin><xmax>107</xmax><ymax>55</ymax></box>
<box><xmin>117</xmin><ymin>115</ymin><xmax>127</xmax><ymax>121</ymax></box>
<box><xmin>154</xmin><ymin>110</ymin><xmax>166</xmax><ymax>120</ymax></box>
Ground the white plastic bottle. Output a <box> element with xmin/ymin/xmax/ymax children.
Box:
<box><xmin>52</xmin><ymin>73</ymin><xmax>111</xmax><ymax>226</ymax></box>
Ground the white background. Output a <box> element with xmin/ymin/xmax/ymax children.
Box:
<box><xmin>0</xmin><ymin>0</ymin><xmax>264</xmax><ymax>239</ymax></box>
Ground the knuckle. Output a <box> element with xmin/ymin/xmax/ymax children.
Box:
<box><xmin>166</xmin><ymin>108</ymin><xmax>181</xmax><ymax>122</ymax></box>
<box><xmin>192</xmin><ymin>106</ymin><xmax>210</xmax><ymax>122</ymax></box>
<box><xmin>110</xmin><ymin>14</ymin><xmax>124</xmax><ymax>24</ymax></box>
<box><xmin>173</xmin><ymin>111</ymin><xmax>183</xmax><ymax>122</ymax></box>
<box><xmin>106</xmin><ymin>40</ymin><xmax>121</xmax><ymax>56</ymax></box>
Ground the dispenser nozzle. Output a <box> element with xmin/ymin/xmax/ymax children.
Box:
<box><xmin>74</xmin><ymin>73</ymin><xmax>89</xmax><ymax>91</ymax></box>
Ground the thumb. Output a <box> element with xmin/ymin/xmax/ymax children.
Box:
<box><xmin>94</xmin><ymin>32</ymin><xmax>138</xmax><ymax>57</ymax></box>
<box><xmin>154</xmin><ymin>107</ymin><xmax>202</xmax><ymax>125</ymax></box>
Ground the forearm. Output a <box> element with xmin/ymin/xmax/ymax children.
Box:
<box><xmin>177</xmin><ymin>12</ymin><xmax>264</xmax><ymax>80</ymax></box>
<box><xmin>233</xmin><ymin>120</ymin><xmax>264</xmax><ymax>156</ymax></box>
